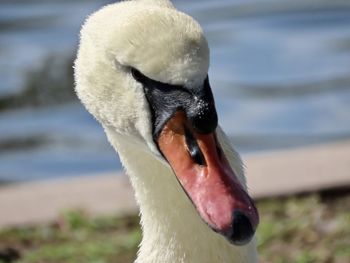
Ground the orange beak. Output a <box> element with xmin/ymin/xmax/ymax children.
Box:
<box><xmin>157</xmin><ymin>111</ymin><xmax>259</xmax><ymax>245</ymax></box>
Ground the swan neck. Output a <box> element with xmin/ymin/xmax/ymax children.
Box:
<box><xmin>105</xmin><ymin>129</ymin><xmax>257</xmax><ymax>263</ymax></box>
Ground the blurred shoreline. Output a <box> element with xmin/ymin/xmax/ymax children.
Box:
<box><xmin>1</xmin><ymin>139</ymin><xmax>349</xmax><ymax>228</ymax></box>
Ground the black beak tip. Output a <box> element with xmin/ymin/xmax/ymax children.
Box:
<box><xmin>225</xmin><ymin>210</ymin><xmax>255</xmax><ymax>246</ymax></box>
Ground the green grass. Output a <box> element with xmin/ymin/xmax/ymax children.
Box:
<box><xmin>0</xmin><ymin>212</ymin><xmax>141</xmax><ymax>263</ymax></box>
<box><xmin>257</xmin><ymin>193</ymin><xmax>350</xmax><ymax>263</ymax></box>
<box><xmin>1</xmin><ymin>192</ymin><xmax>349</xmax><ymax>263</ymax></box>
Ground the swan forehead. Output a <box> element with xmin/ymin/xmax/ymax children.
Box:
<box><xmin>110</xmin><ymin>5</ymin><xmax>209</xmax><ymax>86</ymax></box>
<box><xmin>122</xmin><ymin>9</ymin><xmax>207</xmax><ymax>83</ymax></box>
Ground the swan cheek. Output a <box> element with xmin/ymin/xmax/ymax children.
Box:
<box><xmin>157</xmin><ymin>111</ymin><xmax>259</xmax><ymax>246</ymax></box>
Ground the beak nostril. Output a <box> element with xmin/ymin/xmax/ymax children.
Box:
<box><xmin>226</xmin><ymin>210</ymin><xmax>254</xmax><ymax>246</ymax></box>
<box><xmin>184</xmin><ymin>127</ymin><xmax>206</xmax><ymax>166</ymax></box>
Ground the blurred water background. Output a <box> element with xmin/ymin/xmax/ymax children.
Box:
<box><xmin>1</xmin><ymin>0</ymin><xmax>350</xmax><ymax>182</ymax></box>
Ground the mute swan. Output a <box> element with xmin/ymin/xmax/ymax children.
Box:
<box><xmin>74</xmin><ymin>0</ymin><xmax>259</xmax><ymax>262</ymax></box>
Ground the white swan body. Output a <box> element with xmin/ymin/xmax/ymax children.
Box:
<box><xmin>75</xmin><ymin>1</ymin><xmax>259</xmax><ymax>262</ymax></box>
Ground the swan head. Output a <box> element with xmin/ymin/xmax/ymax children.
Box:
<box><xmin>75</xmin><ymin>0</ymin><xmax>258</xmax><ymax>246</ymax></box>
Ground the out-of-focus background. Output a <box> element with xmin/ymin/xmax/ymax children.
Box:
<box><xmin>2</xmin><ymin>0</ymin><xmax>350</xmax><ymax>182</ymax></box>
<box><xmin>0</xmin><ymin>0</ymin><xmax>350</xmax><ymax>262</ymax></box>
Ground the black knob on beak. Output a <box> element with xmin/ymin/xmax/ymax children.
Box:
<box><xmin>187</xmin><ymin>76</ymin><xmax>218</xmax><ymax>134</ymax></box>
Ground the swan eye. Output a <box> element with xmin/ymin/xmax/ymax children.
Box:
<box><xmin>131</xmin><ymin>67</ymin><xmax>147</xmax><ymax>84</ymax></box>
<box><xmin>131</xmin><ymin>67</ymin><xmax>185</xmax><ymax>93</ymax></box>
